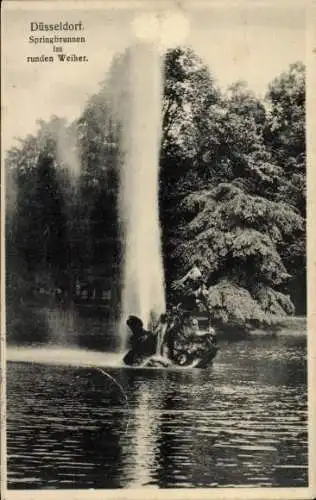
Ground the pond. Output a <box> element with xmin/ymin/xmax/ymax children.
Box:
<box><xmin>6</xmin><ymin>332</ymin><xmax>308</xmax><ymax>489</ymax></box>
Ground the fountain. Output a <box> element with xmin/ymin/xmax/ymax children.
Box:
<box><xmin>114</xmin><ymin>11</ymin><xmax>191</xmax><ymax>350</ymax></box>
<box><xmin>117</xmin><ymin>43</ymin><xmax>166</xmax><ymax>347</ymax></box>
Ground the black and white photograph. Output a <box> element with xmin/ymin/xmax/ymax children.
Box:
<box><xmin>1</xmin><ymin>0</ymin><xmax>314</xmax><ymax>497</ymax></box>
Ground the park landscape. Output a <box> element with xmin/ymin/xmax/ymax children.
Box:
<box><xmin>4</xmin><ymin>9</ymin><xmax>308</xmax><ymax>490</ymax></box>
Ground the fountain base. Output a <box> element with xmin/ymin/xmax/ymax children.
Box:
<box><xmin>123</xmin><ymin>310</ymin><xmax>218</xmax><ymax>369</ymax></box>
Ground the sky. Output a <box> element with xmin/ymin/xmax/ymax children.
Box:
<box><xmin>2</xmin><ymin>1</ymin><xmax>306</xmax><ymax>150</ymax></box>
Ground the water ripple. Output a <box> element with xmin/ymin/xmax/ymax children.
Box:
<box><xmin>6</xmin><ymin>335</ymin><xmax>307</xmax><ymax>489</ymax></box>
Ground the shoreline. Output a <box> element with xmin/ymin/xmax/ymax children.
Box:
<box><xmin>249</xmin><ymin>316</ymin><xmax>306</xmax><ymax>337</ymax></box>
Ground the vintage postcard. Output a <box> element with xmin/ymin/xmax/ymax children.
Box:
<box><xmin>1</xmin><ymin>0</ymin><xmax>315</xmax><ymax>499</ymax></box>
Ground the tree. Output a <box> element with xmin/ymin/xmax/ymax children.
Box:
<box><xmin>159</xmin><ymin>47</ymin><xmax>222</xmax><ymax>281</ymax></box>
<box><xmin>171</xmin><ymin>183</ymin><xmax>302</xmax><ymax>328</ymax></box>
<box><xmin>76</xmin><ymin>70</ymin><xmax>121</xmax><ymax>279</ymax></box>
<box><xmin>6</xmin><ymin>118</ymin><xmax>72</xmax><ymax>296</ymax></box>
<box><xmin>160</xmin><ymin>48</ymin><xmax>305</xmax><ymax>330</ymax></box>
<box><xmin>265</xmin><ymin>62</ymin><xmax>306</xmax><ymax>313</ymax></box>
<box><xmin>265</xmin><ymin>62</ymin><xmax>305</xmax><ymax>165</ymax></box>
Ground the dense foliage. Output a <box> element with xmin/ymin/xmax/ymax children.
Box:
<box><xmin>160</xmin><ymin>50</ymin><xmax>305</xmax><ymax>329</ymax></box>
<box><xmin>6</xmin><ymin>47</ymin><xmax>306</xmax><ymax>338</ymax></box>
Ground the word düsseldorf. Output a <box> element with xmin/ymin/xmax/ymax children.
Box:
<box><xmin>30</xmin><ymin>21</ymin><xmax>84</xmax><ymax>32</ymax></box>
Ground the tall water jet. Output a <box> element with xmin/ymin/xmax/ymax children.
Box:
<box><xmin>118</xmin><ymin>43</ymin><xmax>166</xmax><ymax>346</ymax></box>
<box><xmin>105</xmin><ymin>12</ymin><xmax>190</xmax><ymax>349</ymax></box>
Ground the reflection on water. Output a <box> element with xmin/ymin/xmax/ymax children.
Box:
<box><xmin>6</xmin><ymin>334</ymin><xmax>308</xmax><ymax>489</ymax></box>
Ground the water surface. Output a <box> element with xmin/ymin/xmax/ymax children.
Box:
<box><xmin>6</xmin><ymin>334</ymin><xmax>308</xmax><ymax>489</ymax></box>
